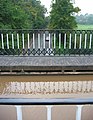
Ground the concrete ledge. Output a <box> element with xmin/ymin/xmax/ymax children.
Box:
<box><xmin>0</xmin><ymin>56</ymin><xmax>93</xmax><ymax>75</ymax></box>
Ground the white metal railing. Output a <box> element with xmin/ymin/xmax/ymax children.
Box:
<box><xmin>15</xmin><ymin>105</ymin><xmax>83</xmax><ymax>120</ymax></box>
<box><xmin>0</xmin><ymin>98</ymin><xmax>93</xmax><ymax>120</ymax></box>
<box><xmin>0</xmin><ymin>29</ymin><xmax>93</xmax><ymax>56</ymax></box>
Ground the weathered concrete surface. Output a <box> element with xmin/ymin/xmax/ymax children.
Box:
<box><xmin>0</xmin><ymin>56</ymin><xmax>93</xmax><ymax>74</ymax></box>
<box><xmin>0</xmin><ymin>56</ymin><xmax>93</xmax><ymax>66</ymax></box>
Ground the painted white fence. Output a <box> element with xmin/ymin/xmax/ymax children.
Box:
<box><xmin>0</xmin><ymin>30</ymin><xmax>93</xmax><ymax>55</ymax></box>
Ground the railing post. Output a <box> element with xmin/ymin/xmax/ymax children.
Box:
<box><xmin>54</xmin><ymin>33</ymin><xmax>56</xmax><ymax>49</ymax></box>
<box><xmin>69</xmin><ymin>33</ymin><xmax>72</xmax><ymax>49</ymax></box>
<box><xmin>46</xmin><ymin>106</ymin><xmax>52</xmax><ymax>120</ymax></box>
<box><xmin>17</xmin><ymin>34</ymin><xmax>19</xmax><ymax>49</ymax></box>
<box><xmin>64</xmin><ymin>33</ymin><xmax>66</xmax><ymax>49</ymax></box>
<box><xmin>49</xmin><ymin>33</ymin><xmax>51</xmax><ymax>48</ymax></box>
<box><xmin>76</xmin><ymin>105</ymin><xmax>83</xmax><ymax>120</ymax></box>
<box><xmin>59</xmin><ymin>33</ymin><xmax>61</xmax><ymax>49</ymax></box>
<box><xmin>7</xmin><ymin>34</ymin><xmax>9</xmax><ymax>49</ymax></box>
<box><xmin>84</xmin><ymin>34</ymin><xmax>87</xmax><ymax>49</ymax></box>
<box><xmin>89</xmin><ymin>34</ymin><xmax>92</xmax><ymax>49</ymax></box>
<box><xmin>38</xmin><ymin>33</ymin><xmax>40</xmax><ymax>49</ymax></box>
<box><xmin>43</xmin><ymin>33</ymin><xmax>45</xmax><ymax>49</ymax></box>
<box><xmin>22</xmin><ymin>33</ymin><xmax>25</xmax><ymax>50</ymax></box>
<box><xmin>15</xmin><ymin>106</ymin><xmax>22</xmax><ymax>120</ymax></box>
<box><xmin>28</xmin><ymin>33</ymin><xmax>30</xmax><ymax>49</ymax></box>
<box><xmin>12</xmin><ymin>34</ymin><xmax>14</xmax><ymax>49</ymax></box>
<box><xmin>79</xmin><ymin>34</ymin><xmax>82</xmax><ymax>49</ymax></box>
<box><xmin>1</xmin><ymin>34</ymin><xmax>4</xmax><ymax>49</ymax></box>
<box><xmin>74</xmin><ymin>34</ymin><xmax>77</xmax><ymax>49</ymax></box>
<box><xmin>33</xmin><ymin>33</ymin><xmax>35</xmax><ymax>49</ymax></box>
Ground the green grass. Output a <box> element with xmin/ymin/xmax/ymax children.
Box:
<box><xmin>77</xmin><ymin>24</ymin><xmax>93</xmax><ymax>30</ymax></box>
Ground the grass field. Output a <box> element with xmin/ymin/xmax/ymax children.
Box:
<box><xmin>77</xmin><ymin>24</ymin><xmax>93</xmax><ymax>30</ymax></box>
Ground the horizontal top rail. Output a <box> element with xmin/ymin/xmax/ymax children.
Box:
<box><xmin>0</xmin><ymin>29</ymin><xmax>93</xmax><ymax>32</ymax></box>
<box><xmin>0</xmin><ymin>98</ymin><xmax>93</xmax><ymax>105</ymax></box>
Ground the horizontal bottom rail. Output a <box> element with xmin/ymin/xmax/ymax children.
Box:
<box><xmin>0</xmin><ymin>98</ymin><xmax>93</xmax><ymax>105</ymax></box>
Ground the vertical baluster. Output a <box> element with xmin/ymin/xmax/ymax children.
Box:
<box><xmin>76</xmin><ymin>105</ymin><xmax>83</xmax><ymax>120</ymax></box>
<box><xmin>64</xmin><ymin>33</ymin><xmax>66</xmax><ymax>49</ymax></box>
<box><xmin>38</xmin><ymin>33</ymin><xmax>40</xmax><ymax>49</ymax></box>
<box><xmin>49</xmin><ymin>33</ymin><xmax>51</xmax><ymax>48</ymax></box>
<box><xmin>74</xmin><ymin>34</ymin><xmax>77</xmax><ymax>49</ymax></box>
<box><xmin>69</xmin><ymin>33</ymin><xmax>71</xmax><ymax>49</ymax></box>
<box><xmin>33</xmin><ymin>33</ymin><xmax>35</xmax><ymax>49</ymax></box>
<box><xmin>22</xmin><ymin>33</ymin><xmax>24</xmax><ymax>49</ymax></box>
<box><xmin>1</xmin><ymin>34</ymin><xmax>4</xmax><ymax>49</ymax></box>
<box><xmin>46</xmin><ymin>106</ymin><xmax>52</xmax><ymax>120</ymax></box>
<box><xmin>15</xmin><ymin>106</ymin><xmax>22</xmax><ymax>120</ymax></box>
<box><xmin>7</xmin><ymin>34</ymin><xmax>9</xmax><ymax>49</ymax></box>
<box><xmin>89</xmin><ymin>34</ymin><xmax>92</xmax><ymax>49</ymax></box>
<box><xmin>43</xmin><ymin>33</ymin><xmax>45</xmax><ymax>49</ymax></box>
<box><xmin>54</xmin><ymin>33</ymin><xmax>56</xmax><ymax>49</ymax></box>
<box><xmin>79</xmin><ymin>34</ymin><xmax>82</xmax><ymax>49</ymax></box>
<box><xmin>12</xmin><ymin>34</ymin><xmax>14</xmax><ymax>49</ymax></box>
<box><xmin>28</xmin><ymin>33</ymin><xmax>30</xmax><ymax>49</ymax></box>
<box><xmin>59</xmin><ymin>33</ymin><xmax>61</xmax><ymax>49</ymax></box>
<box><xmin>17</xmin><ymin>33</ymin><xmax>19</xmax><ymax>49</ymax></box>
<box><xmin>84</xmin><ymin>34</ymin><xmax>87</xmax><ymax>49</ymax></box>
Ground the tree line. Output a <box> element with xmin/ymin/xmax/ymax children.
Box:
<box><xmin>0</xmin><ymin>0</ymin><xmax>80</xmax><ymax>29</ymax></box>
<box><xmin>0</xmin><ymin>0</ymin><xmax>48</xmax><ymax>29</ymax></box>
<box><xmin>75</xmin><ymin>14</ymin><xmax>93</xmax><ymax>25</ymax></box>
